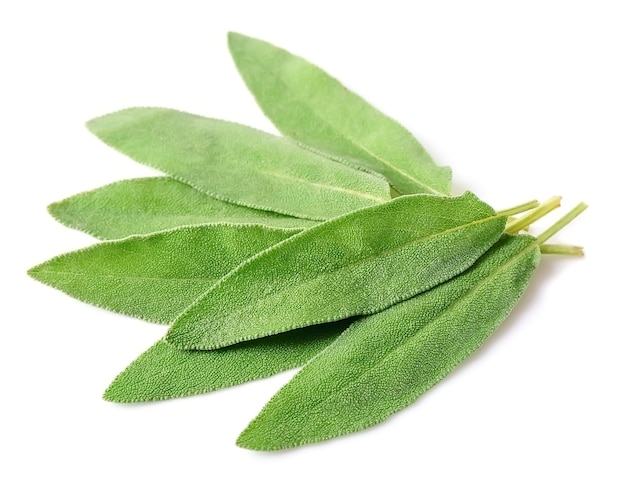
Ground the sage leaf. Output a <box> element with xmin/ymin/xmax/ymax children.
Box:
<box><xmin>237</xmin><ymin>234</ymin><xmax>540</xmax><ymax>450</ymax></box>
<box><xmin>104</xmin><ymin>320</ymin><xmax>352</xmax><ymax>403</ymax></box>
<box><xmin>166</xmin><ymin>192</ymin><xmax>506</xmax><ymax>350</ymax></box>
<box><xmin>228</xmin><ymin>32</ymin><xmax>452</xmax><ymax>196</ymax></box>
<box><xmin>49</xmin><ymin>177</ymin><xmax>314</xmax><ymax>240</ymax></box>
<box><xmin>87</xmin><ymin>107</ymin><xmax>392</xmax><ymax>221</ymax></box>
<box><xmin>27</xmin><ymin>224</ymin><xmax>297</xmax><ymax>324</ymax></box>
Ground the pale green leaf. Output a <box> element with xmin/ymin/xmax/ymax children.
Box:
<box><xmin>27</xmin><ymin>224</ymin><xmax>298</xmax><ymax>324</ymax></box>
<box><xmin>87</xmin><ymin>107</ymin><xmax>392</xmax><ymax>221</ymax></box>
<box><xmin>104</xmin><ymin>320</ymin><xmax>352</xmax><ymax>403</ymax></box>
<box><xmin>228</xmin><ymin>32</ymin><xmax>452</xmax><ymax>196</ymax></box>
<box><xmin>237</xmin><ymin>234</ymin><xmax>541</xmax><ymax>450</ymax></box>
<box><xmin>49</xmin><ymin>177</ymin><xmax>314</xmax><ymax>240</ymax></box>
<box><xmin>166</xmin><ymin>192</ymin><xmax>506</xmax><ymax>350</ymax></box>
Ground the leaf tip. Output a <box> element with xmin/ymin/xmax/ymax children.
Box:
<box><xmin>102</xmin><ymin>385</ymin><xmax>141</xmax><ymax>404</ymax></box>
<box><xmin>236</xmin><ymin>415</ymin><xmax>297</xmax><ymax>451</ymax></box>
<box><xmin>235</xmin><ymin>427</ymin><xmax>265</xmax><ymax>451</ymax></box>
<box><xmin>227</xmin><ymin>31</ymin><xmax>249</xmax><ymax>54</ymax></box>
<box><xmin>164</xmin><ymin>322</ymin><xmax>224</xmax><ymax>351</ymax></box>
<box><xmin>102</xmin><ymin>386</ymin><xmax>118</xmax><ymax>403</ymax></box>
<box><xmin>163</xmin><ymin>330</ymin><xmax>198</xmax><ymax>351</ymax></box>
<box><xmin>84</xmin><ymin>115</ymin><xmax>99</xmax><ymax>135</ymax></box>
<box><xmin>26</xmin><ymin>263</ymin><xmax>43</xmax><ymax>281</ymax></box>
<box><xmin>102</xmin><ymin>379</ymin><xmax>138</xmax><ymax>403</ymax></box>
<box><xmin>46</xmin><ymin>200</ymin><xmax>64</xmax><ymax>221</ymax></box>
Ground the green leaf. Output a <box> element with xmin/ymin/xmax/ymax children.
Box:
<box><xmin>237</xmin><ymin>234</ymin><xmax>541</xmax><ymax>450</ymax></box>
<box><xmin>27</xmin><ymin>224</ymin><xmax>298</xmax><ymax>324</ymax></box>
<box><xmin>104</xmin><ymin>320</ymin><xmax>352</xmax><ymax>403</ymax></box>
<box><xmin>228</xmin><ymin>32</ymin><xmax>452</xmax><ymax>196</ymax></box>
<box><xmin>49</xmin><ymin>177</ymin><xmax>314</xmax><ymax>240</ymax></box>
<box><xmin>166</xmin><ymin>192</ymin><xmax>506</xmax><ymax>350</ymax></box>
<box><xmin>87</xmin><ymin>107</ymin><xmax>392</xmax><ymax>221</ymax></box>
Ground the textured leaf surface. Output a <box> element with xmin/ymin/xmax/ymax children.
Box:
<box><xmin>49</xmin><ymin>177</ymin><xmax>314</xmax><ymax>239</ymax></box>
<box><xmin>228</xmin><ymin>32</ymin><xmax>452</xmax><ymax>196</ymax></box>
<box><xmin>27</xmin><ymin>224</ymin><xmax>297</xmax><ymax>324</ymax></box>
<box><xmin>104</xmin><ymin>320</ymin><xmax>352</xmax><ymax>403</ymax></box>
<box><xmin>237</xmin><ymin>235</ymin><xmax>541</xmax><ymax>450</ymax></box>
<box><xmin>87</xmin><ymin>107</ymin><xmax>392</xmax><ymax>221</ymax></box>
<box><xmin>166</xmin><ymin>192</ymin><xmax>506</xmax><ymax>349</ymax></box>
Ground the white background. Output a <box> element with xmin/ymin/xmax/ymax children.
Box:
<box><xmin>2</xmin><ymin>1</ymin><xmax>624</xmax><ymax>501</ymax></box>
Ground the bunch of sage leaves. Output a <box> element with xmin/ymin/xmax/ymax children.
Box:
<box><xmin>28</xmin><ymin>32</ymin><xmax>586</xmax><ymax>450</ymax></box>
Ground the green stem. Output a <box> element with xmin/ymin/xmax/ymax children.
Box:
<box><xmin>505</xmin><ymin>216</ymin><xmax>530</xmax><ymax>231</ymax></box>
<box><xmin>497</xmin><ymin>200</ymin><xmax>540</xmax><ymax>217</ymax></box>
<box><xmin>505</xmin><ymin>196</ymin><xmax>562</xmax><ymax>234</ymax></box>
<box><xmin>535</xmin><ymin>202</ymin><xmax>588</xmax><ymax>245</ymax></box>
<box><xmin>539</xmin><ymin>244</ymin><xmax>584</xmax><ymax>256</ymax></box>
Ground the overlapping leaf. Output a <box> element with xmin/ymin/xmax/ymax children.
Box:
<box><xmin>49</xmin><ymin>177</ymin><xmax>314</xmax><ymax>240</ymax></box>
<box><xmin>228</xmin><ymin>32</ymin><xmax>452</xmax><ymax>196</ymax></box>
<box><xmin>26</xmin><ymin>31</ymin><xmax>586</xmax><ymax>453</ymax></box>
<box><xmin>237</xmin><ymin>234</ymin><xmax>540</xmax><ymax>450</ymax></box>
<box><xmin>104</xmin><ymin>320</ymin><xmax>352</xmax><ymax>403</ymax></box>
<box><xmin>28</xmin><ymin>224</ymin><xmax>298</xmax><ymax>324</ymax></box>
<box><xmin>166</xmin><ymin>192</ymin><xmax>506</xmax><ymax>350</ymax></box>
<box><xmin>87</xmin><ymin>107</ymin><xmax>392</xmax><ymax>221</ymax></box>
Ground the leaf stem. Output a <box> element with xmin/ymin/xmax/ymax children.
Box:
<box><xmin>539</xmin><ymin>244</ymin><xmax>585</xmax><ymax>256</ymax></box>
<box><xmin>497</xmin><ymin>200</ymin><xmax>540</xmax><ymax>217</ymax></box>
<box><xmin>535</xmin><ymin>202</ymin><xmax>588</xmax><ymax>245</ymax></box>
<box><xmin>505</xmin><ymin>196</ymin><xmax>561</xmax><ymax>234</ymax></box>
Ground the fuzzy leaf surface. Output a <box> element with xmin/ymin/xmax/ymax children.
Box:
<box><xmin>166</xmin><ymin>192</ymin><xmax>506</xmax><ymax>349</ymax></box>
<box><xmin>237</xmin><ymin>235</ymin><xmax>541</xmax><ymax>450</ymax></box>
<box><xmin>87</xmin><ymin>107</ymin><xmax>392</xmax><ymax>221</ymax></box>
<box><xmin>28</xmin><ymin>224</ymin><xmax>297</xmax><ymax>324</ymax></box>
<box><xmin>228</xmin><ymin>32</ymin><xmax>452</xmax><ymax>196</ymax></box>
<box><xmin>49</xmin><ymin>177</ymin><xmax>314</xmax><ymax>240</ymax></box>
<box><xmin>104</xmin><ymin>320</ymin><xmax>352</xmax><ymax>403</ymax></box>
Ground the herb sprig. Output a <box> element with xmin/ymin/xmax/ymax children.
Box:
<box><xmin>28</xmin><ymin>32</ymin><xmax>586</xmax><ymax>450</ymax></box>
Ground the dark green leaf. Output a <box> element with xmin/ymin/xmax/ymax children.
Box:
<box><xmin>237</xmin><ymin>235</ymin><xmax>540</xmax><ymax>450</ymax></box>
<box><xmin>104</xmin><ymin>320</ymin><xmax>352</xmax><ymax>403</ymax></box>
<box><xmin>166</xmin><ymin>192</ymin><xmax>505</xmax><ymax>349</ymax></box>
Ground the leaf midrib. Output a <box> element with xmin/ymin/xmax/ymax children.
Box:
<box><xmin>189</xmin><ymin>212</ymin><xmax>504</xmax><ymax>346</ymax></box>
<box><xmin>264</xmin><ymin>169</ymin><xmax>387</xmax><ymax>204</ymax></box>
<box><xmin>33</xmin><ymin>270</ymin><xmax>218</xmax><ymax>283</ymax></box>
